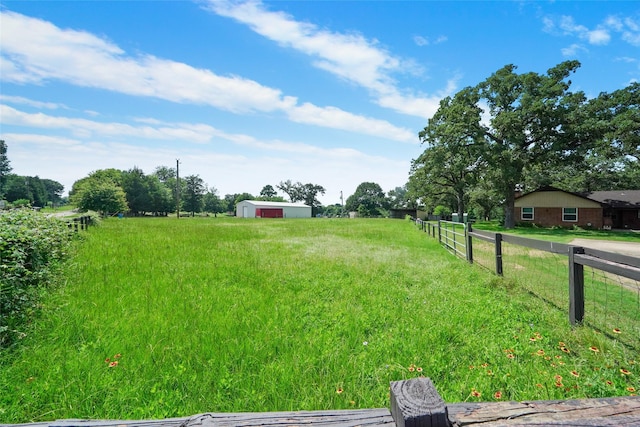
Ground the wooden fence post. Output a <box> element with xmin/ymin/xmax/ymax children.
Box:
<box><xmin>390</xmin><ymin>377</ymin><xmax>449</xmax><ymax>427</ymax></box>
<box><xmin>466</xmin><ymin>222</ymin><xmax>473</xmax><ymax>263</ymax></box>
<box><xmin>495</xmin><ymin>233</ymin><xmax>503</xmax><ymax>276</ymax></box>
<box><xmin>437</xmin><ymin>220</ymin><xmax>442</xmax><ymax>244</ymax></box>
<box><xmin>569</xmin><ymin>246</ymin><xmax>585</xmax><ymax>325</ymax></box>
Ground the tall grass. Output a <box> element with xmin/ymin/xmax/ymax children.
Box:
<box><xmin>0</xmin><ymin>218</ymin><xmax>637</xmax><ymax>422</ymax></box>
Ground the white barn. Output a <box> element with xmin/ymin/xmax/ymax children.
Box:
<box><xmin>236</xmin><ymin>200</ymin><xmax>312</xmax><ymax>218</ymax></box>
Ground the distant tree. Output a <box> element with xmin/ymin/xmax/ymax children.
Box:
<box><xmin>146</xmin><ymin>174</ymin><xmax>174</xmax><ymax>215</ymax></box>
<box><xmin>0</xmin><ymin>140</ymin><xmax>11</xmax><ymax>197</ymax></box>
<box><xmin>234</xmin><ymin>192</ymin><xmax>254</xmax><ymax>205</ymax></box>
<box><xmin>4</xmin><ymin>175</ymin><xmax>29</xmax><ymax>204</ymax></box>
<box><xmin>69</xmin><ymin>168</ymin><xmax>123</xmax><ymax>208</ymax></box>
<box><xmin>276</xmin><ymin>180</ymin><xmax>325</xmax><ymax>214</ymax></box>
<box><xmin>277</xmin><ymin>180</ymin><xmax>300</xmax><ymax>202</ymax></box>
<box><xmin>77</xmin><ymin>182</ymin><xmax>128</xmax><ymax>216</ymax></box>
<box><xmin>3</xmin><ymin>175</ymin><xmax>48</xmax><ymax>206</ymax></box>
<box><xmin>182</xmin><ymin>175</ymin><xmax>206</xmax><ymax>216</ymax></box>
<box><xmin>388</xmin><ymin>185</ymin><xmax>417</xmax><ymax>209</ymax></box>
<box><xmin>260</xmin><ymin>185</ymin><xmax>278</xmax><ymax>198</ymax></box>
<box><xmin>204</xmin><ymin>187</ymin><xmax>224</xmax><ymax>214</ymax></box>
<box><xmin>154</xmin><ymin>166</ymin><xmax>176</xmax><ymax>183</ymax></box>
<box><xmin>223</xmin><ymin>194</ymin><xmax>237</xmax><ymax>213</ymax></box>
<box><xmin>345</xmin><ymin>182</ymin><xmax>389</xmax><ymax>217</ymax></box>
<box><xmin>121</xmin><ymin>167</ymin><xmax>152</xmax><ymax>215</ymax></box>
<box><xmin>41</xmin><ymin>179</ymin><xmax>64</xmax><ymax>206</ymax></box>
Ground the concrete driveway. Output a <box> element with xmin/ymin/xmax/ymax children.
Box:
<box><xmin>569</xmin><ymin>238</ymin><xmax>640</xmax><ymax>258</ymax></box>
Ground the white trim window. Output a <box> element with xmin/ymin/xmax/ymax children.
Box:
<box><xmin>563</xmin><ymin>207</ymin><xmax>578</xmax><ymax>222</ymax></box>
<box><xmin>521</xmin><ymin>207</ymin><xmax>534</xmax><ymax>220</ymax></box>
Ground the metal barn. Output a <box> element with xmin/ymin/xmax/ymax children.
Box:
<box><xmin>236</xmin><ymin>200</ymin><xmax>312</xmax><ymax>218</ymax></box>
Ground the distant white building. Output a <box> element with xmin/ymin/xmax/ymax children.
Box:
<box><xmin>236</xmin><ymin>200</ymin><xmax>312</xmax><ymax>218</ymax></box>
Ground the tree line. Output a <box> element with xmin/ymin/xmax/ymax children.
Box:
<box><xmin>408</xmin><ymin>60</ymin><xmax>639</xmax><ymax>228</ymax></box>
<box><xmin>0</xmin><ymin>140</ymin><xmax>65</xmax><ymax>208</ymax></box>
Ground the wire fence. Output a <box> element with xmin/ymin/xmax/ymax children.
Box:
<box><xmin>416</xmin><ymin>219</ymin><xmax>640</xmax><ymax>350</ymax></box>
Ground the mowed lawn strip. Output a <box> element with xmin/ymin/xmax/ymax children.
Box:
<box><xmin>0</xmin><ymin>218</ymin><xmax>637</xmax><ymax>422</ymax></box>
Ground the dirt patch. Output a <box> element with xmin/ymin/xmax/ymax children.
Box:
<box><xmin>569</xmin><ymin>238</ymin><xmax>640</xmax><ymax>258</ymax></box>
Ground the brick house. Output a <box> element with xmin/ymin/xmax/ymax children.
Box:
<box><xmin>514</xmin><ymin>187</ymin><xmax>640</xmax><ymax>230</ymax></box>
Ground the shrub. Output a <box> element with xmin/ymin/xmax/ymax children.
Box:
<box><xmin>0</xmin><ymin>209</ymin><xmax>76</xmax><ymax>348</ymax></box>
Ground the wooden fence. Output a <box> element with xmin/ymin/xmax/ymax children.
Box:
<box><xmin>416</xmin><ymin>219</ymin><xmax>640</xmax><ymax>329</ymax></box>
<box><xmin>12</xmin><ymin>377</ymin><xmax>640</xmax><ymax>426</ymax></box>
<box><xmin>66</xmin><ymin>215</ymin><xmax>92</xmax><ymax>232</ymax></box>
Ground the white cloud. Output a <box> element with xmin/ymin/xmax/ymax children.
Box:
<box><xmin>0</xmin><ymin>10</ymin><xmax>414</xmax><ymax>142</ymax></box>
<box><xmin>546</xmin><ymin>14</ymin><xmax>640</xmax><ymax>47</ymax></box>
<box><xmin>205</xmin><ymin>0</ymin><xmax>453</xmax><ymax>118</ymax></box>
<box><xmin>413</xmin><ymin>35</ymin><xmax>447</xmax><ymax>47</ymax></box>
<box><xmin>561</xmin><ymin>43</ymin><xmax>588</xmax><ymax>57</ymax></box>
<box><xmin>0</xmin><ymin>95</ymin><xmax>67</xmax><ymax>110</ymax></box>
<box><xmin>287</xmin><ymin>103</ymin><xmax>417</xmax><ymax>143</ymax></box>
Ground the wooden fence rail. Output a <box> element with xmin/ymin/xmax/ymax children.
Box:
<box><xmin>11</xmin><ymin>377</ymin><xmax>640</xmax><ymax>426</ymax></box>
<box><xmin>66</xmin><ymin>215</ymin><xmax>92</xmax><ymax>232</ymax></box>
<box><xmin>416</xmin><ymin>219</ymin><xmax>640</xmax><ymax>327</ymax></box>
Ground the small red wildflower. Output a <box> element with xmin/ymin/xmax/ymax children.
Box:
<box><xmin>606</xmin><ymin>380</ymin><xmax>613</xmax><ymax>386</ymax></box>
<box><xmin>494</xmin><ymin>391</ymin><xmax>502</xmax><ymax>399</ymax></box>
<box><xmin>570</xmin><ymin>371</ymin><xmax>579</xmax><ymax>377</ymax></box>
<box><xmin>336</xmin><ymin>387</ymin><xmax>343</xmax><ymax>394</ymax></box>
<box><xmin>620</xmin><ymin>368</ymin><xmax>631</xmax><ymax>375</ymax></box>
<box><xmin>471</xmin><ymin>389</ymin><xmax>481</xmax><ymax>398</ymax></box>
<box><xmin>536</xmin><ymin>383</ymin><xmax>543</xmax><ymax>388</ymax></box>
<box><xmin>416</xmin><ymin>367</ymin><xmax>423</xmax><ymax>373</ymax></box>
<box><xmin>627</xmin><ymin>387</ymin><xmax>636</xmax><ymax>393</ymax></box>
<box><xmin>589</xmin><ymin>346</ymin><xmax>599</xmax><ymax>352</ymax></box>
<box><xmin>612</xmin><ymin>328</ymin><xmax>621</xmax><ymax>334</ymax></box>
<box><xmin>507</xmin><ymin>353</ymin><xmax>515</xmax><ymax>359</ymax></box>
<box><xmin>108</xmin><ymin>361</ymin><xmax>118</xmax><ymax>368</ymax></box>
<box><xmin>555</xmin><ymin>382</ymin><xmax>563</xmax><ymax>387</ymax></box>
<box><xmin>536</xmin><ymin>349</ymin><xmax>545</xmax><ymax>356</ymax></box>
<box><xmin>114</xmin><ymin>353</ymin><xmax>122</xmax><ymax>359</ymax></box>
<box><xmin>104</xmin><ymin>358</ymin><xmax>110</xmax><ymax>363</ymax></box>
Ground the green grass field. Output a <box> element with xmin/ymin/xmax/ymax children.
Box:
<box><xmin>1</xmin><ymin>218</ymin><xmax>637</xmax><ymax>422</ymax></box>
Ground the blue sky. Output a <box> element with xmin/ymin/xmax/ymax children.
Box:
<box><xmin>1</xmin><ymin>1</ymin><xmax>639</xmax><ymax>204</ymax></box>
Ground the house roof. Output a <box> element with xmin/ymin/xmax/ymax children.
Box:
<box><xmin>517</xmin><ymin>186</ymin><xmax>605</xmax><ymax>206</ymax></box>
<box><xmin>519</xmin><ymin>186</ymin><xmax>640</xmax><ymax>209</ymax></box>
<box><xmin>580</xmin><ymin>190</ymin><xmax>640</xmax><ymax>209</ymax></box>
<box><xmin>240</xmin><ymin>200</ymin><xmax>310</xmax><ymax>208</ymax></box>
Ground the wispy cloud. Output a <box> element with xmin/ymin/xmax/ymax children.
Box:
<box><xmin>413</xmin><ymin>35</ymin><xmax>447</xmax><ymax>47</ymax></box>
<box><xmin>0</xmin><ymin>10</ymin><xmax>415</xmax><ymax>143</ymax></box>
<box><xmin>205</xmin><ymin>0</ymin><xmax>452</xmax><ymax>118</ymax></box>
<box><xmin>544</xmin><ymin>14</ymin><xmax>640</xmax><ymax>47</ymax></box>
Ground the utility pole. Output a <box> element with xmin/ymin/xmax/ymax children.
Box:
<box><xmin>176</xmin><ymin>159</ymin><xmax>180</xmax><ymax>219</ymax></box>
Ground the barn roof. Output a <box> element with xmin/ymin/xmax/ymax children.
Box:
<box><xmin>241</xmin><ymin>200</ymin><xmax>310</xmax><ymax>208</ymax></box>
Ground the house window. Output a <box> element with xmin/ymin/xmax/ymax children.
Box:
<box><xmin>521</xmin><ymin>207</ymin><xmax>534</xmax><ymax>220</ymax></box>
<box><xmin>563</xmin><ymin>207</ymin><xmax>578</xmax><ymax>222</ymax></box>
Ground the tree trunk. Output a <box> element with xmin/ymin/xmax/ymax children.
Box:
<box><xmin>503</xmin><ymin>191</ymin><xmax>516</xmax><ymax>229</ymax></box>
<box><xmin>456</xmin><ymin>192</ymin><xmax>465</xmax><ymax>220</ymax></box>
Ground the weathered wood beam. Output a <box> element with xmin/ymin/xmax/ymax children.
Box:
<box><xmin>390</xmin><ymin>377</ymin><xmax>449</xmax><ymax>427</ymax></box>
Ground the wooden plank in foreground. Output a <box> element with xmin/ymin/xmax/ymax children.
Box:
<box><xmin>4</xmin><ymin>409</ymin><xmax>395</xmax><ymax>427</ymax></box>
<box><xmin>447</xmin><ymin>396</ymin><xmax>640</xmax><ymax>426</ymax></box>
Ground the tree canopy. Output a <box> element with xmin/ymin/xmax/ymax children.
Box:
<box><xmin>345</xmin><ymin>182</ymin><xmax>389</xmax><ymax>217</ymax></box>
<box><xmin>411</xmin><ymin>60</ymin><xmax>640</xmax><ymax>228</ymax></box>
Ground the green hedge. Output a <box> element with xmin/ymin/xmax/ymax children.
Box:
<box><xmin>0</xmin><ymin>210</ymin><xmax>76</xmax><ymax>348</ymax></box>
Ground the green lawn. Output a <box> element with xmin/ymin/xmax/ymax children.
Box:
<box><xmin>473</xmin><ymin>220</ymin><xmax>640</xmax><ymax>243</ymax></box>
<box><xmin>0</xmin><ymin>218</ymin><xmax>637</xmax><ymax>422</ymax></box>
